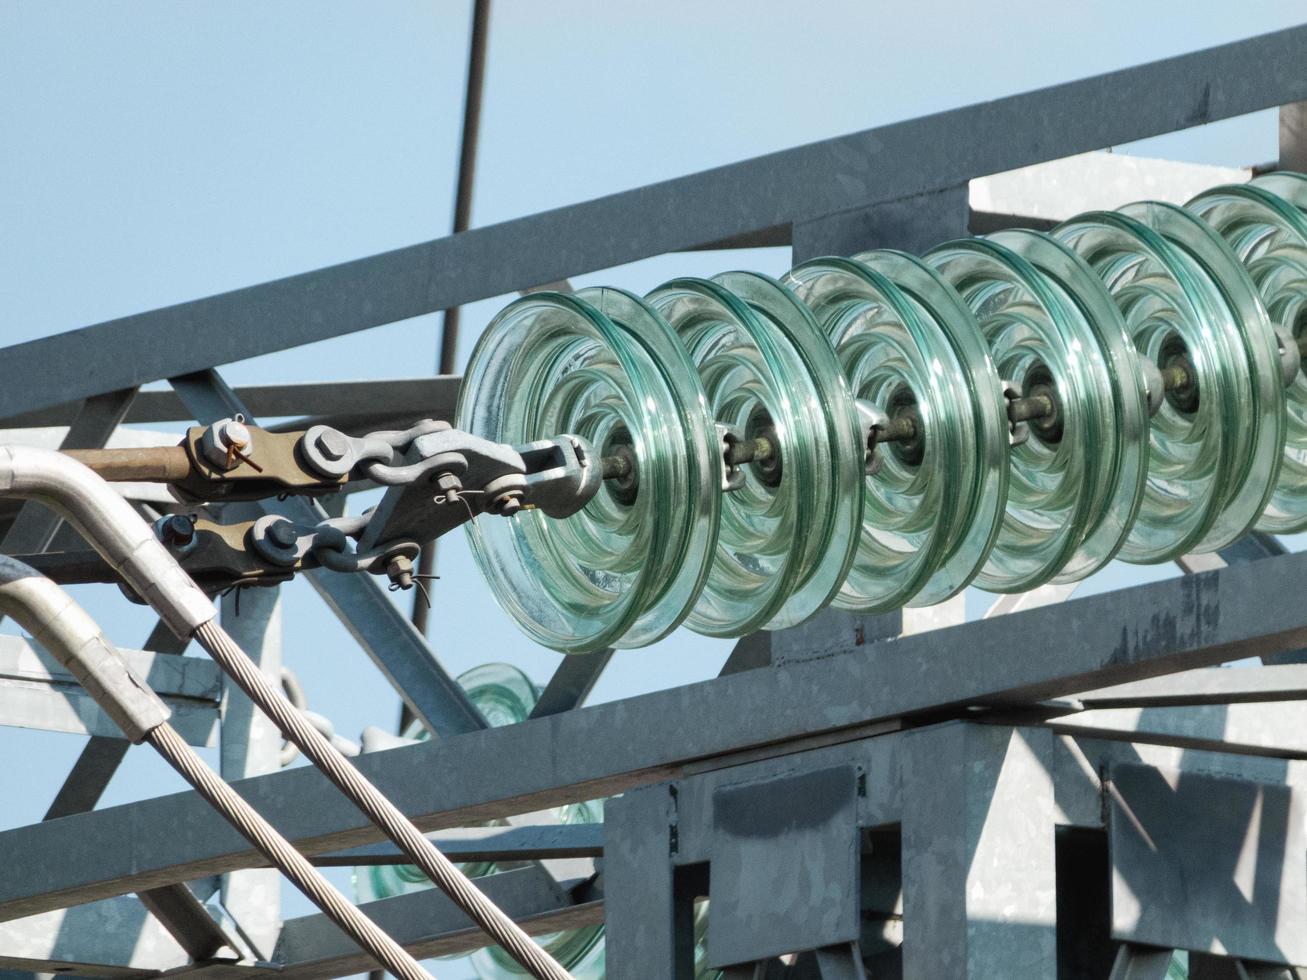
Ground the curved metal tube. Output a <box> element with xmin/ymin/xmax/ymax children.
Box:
<box><xmin>0</xmin><ymin>446</ymin><xmax>215</xmax><ymax>637</ymax></box>
<box><xmin>0</xmin><ymin>554</ymin><xmax>434</xmax><ymax>979</ymax></box>
<box><xmin>0</xmin><ymin>553</ymin><xmax>170</xmax><ymax>742</ymax></box>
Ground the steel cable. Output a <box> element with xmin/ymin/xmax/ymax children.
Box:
<box><xmin>145</xmin><ymin>723</ymin><xmax>433</xmax><ymax>980</ymax></box>
<box><xmin>193</xmin><ymin>620</ymin><xmax>574</xmax><ymax>980</ymax></box>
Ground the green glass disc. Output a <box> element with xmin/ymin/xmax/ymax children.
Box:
<box><xmin>1055</xmin><ymin>210</ymin><xmax>1265</xmax><ymax>561</ymax></box>
<box><xmin>852</xmin><ymin>250</ymin><xmax>1010</xmax><ymax>603</ymax></box>
<box><xmin>926</xmin><ymin>237</ymin><xmax>1111</xmax><ymax>592</ymax></box>
<box><xmin>784</xmin><ymin>256</ymin><xmax>970</xmax><ymax>611</ymax></box>
<box><xmin>646</xmin><ymin>273</ymin><xmax>863</xmax><ymax>634</ymax></box>
<box><xmin>1189</xmin><ymin>181</ymin><xmax>1307</xmax><ymax>532</ymax></box>
<box><xmin>1117</xmin><ymin>202</ymin><xmax>1285</xmax><ymax>550</ymax></box>
<box><xmin>456</xmin><ymin>288</ymin><xmax>718</xmax><ymax>653</ymax></box>
<box><xmin>989</xmin><ymin>229</ymin><xmax>1150</xmax><ymax>582</ymax></box>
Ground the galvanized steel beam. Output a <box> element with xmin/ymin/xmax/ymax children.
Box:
<box><xmin>0</xmin><ymin>633</ymin><xmax>220</xmax><ymax>743</ymax></box>
<box><xmin>3</xmin><ymin>25</ymin><xmax>1307</xmax><ymax>417</ymax></box>
<box><xmin>3</xmin><ymin>553</ymin><xmax>1307</xmax><ymax>919</ymax></box>
<box><xmin>0</xmin><ymin>377</ymin><xmax>461</xmax><ymax>430</ymax></box>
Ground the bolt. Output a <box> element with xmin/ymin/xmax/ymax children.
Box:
<box><xmin>159</xmin><ymin>514</ymin><xmax>195</xmax><ymax>548</ymax></box>
<box><xmin>267</xmin><ymin>521</ymin><xmax>299</xmax><ymax>549</ymax></box>
<box><xmin>386</xmin><ymin>554</ymin><xmax>415</xmax><ymax>590</ymax></box>
<box><xmin>314</xmin><ymin>429</ymin><xmax>351</xmax><ymax>462</ymax></box>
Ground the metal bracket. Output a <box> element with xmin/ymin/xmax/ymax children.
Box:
<box><xmin>357</xmin><ymin>429</ymin><xmax>599</xmax><ymax>554</ymax></box>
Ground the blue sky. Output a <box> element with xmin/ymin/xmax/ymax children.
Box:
<box><xmin>2</xmin><ymin>2</ymin><xmax>1305</xmax><ymax>976</ymax></box>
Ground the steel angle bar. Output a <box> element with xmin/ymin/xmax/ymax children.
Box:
<box><xmin>269</xmin><ymin>867</ymin><xmax>599</xmax><ymax>980</ymax></box>
<box><xmin>529</xmin><ymin>648</ymin><xmax>615</xmax><ymax>719</ymax></box>
<box><xmin>0</xmin><ymin>635</ymin><xmax>220</xmax><ymax>743</ymax></box>
<box><xmin>1073</xmin><ymin>665</ymin><xmax>1307</xmax><ymax>708</ymax></box>
<box><xmin>1043</xmin><ymin>701</ymin><xmax>1307</xmax><ymax>759</ymax></box>
<box><xmin>0</xmin><ymin>387</ymin><xmax>136</xmax><ymax>569</ymax></box>
<box><xmin>316</xmin><ymin>822</ymin><xmax>603</xmax><ymax>867</ymax></box>
<box><xmin>0</xmin><ymin>377</ymin><xmax>462</xmax><ymax>430</ymax></box>
<box><xmin>5</xmin><ymin>552</ymin><xmax>1307</xmax><ymax>918</ymax></box>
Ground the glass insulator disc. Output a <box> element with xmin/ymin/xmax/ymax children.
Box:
<box><xmin>1056</xmin><ymin>209</ymin><xmax>1272</xmax><ymax>561</ymax></box>
<box><xmin>646</xmin><ymin>272</ymin><xmax>864</xmax><ymax>635</ymax></box>
<box><xmin>784</xmin><ymin>256</ymin><xmax>972</xmax><ymax>611</ymax></box>
<box><xmin>926</xmin><ymin>237</ymin><xmax>1111</xmax><ymax>592</ymax></box>
<box><xmin>1117</xmin><ymin>202</ymin><xmax>1284</xmax><ymax>551</ymax></box>
<box><xmin>852</xmin><ymin>250</ymin><xmax>1010</xmax><ymax>604</ymax></box>
<box><xmin>456</xmin><ymin>288</ymin><xmax>719</xmax><ymax>653</ymax></box>
<box><xmin>989</xmin><ymin>229</ymin><xmax>1150</xmax><ymax>582</ymax></box>
<box><xmin>1190</xmin><ymin>180</ymin><xmax>1307</xmax><ymax>532</ymax></box>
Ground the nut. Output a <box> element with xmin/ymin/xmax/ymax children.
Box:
<box><xmin>434</xmin><ymin>471</ymin><xmax>462</xmax><ymax>503</ymax></box>
<box><xmin>201</xmin><ymin>416</ymin><xmax>256</xmax><ymax>470</ymax></box>
<box><xmin>385</xmin><ymin>554</ymin><xmax>415</xmax><ymax>590</ymax></box>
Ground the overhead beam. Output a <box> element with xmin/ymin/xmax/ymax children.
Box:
<box><xmin>1073</xmin><ymin>665</ymin><xmax>1307</xmax><ymax>708</ymax></box>
<box><xmin>268</xmin><ymin>868</ymin><xmax>600</xmax><ymax>980</ymax></box>
<box><xmin>3</xmin><ymin>728</ymin><xmax>1304</xmax><ymax>978</ymax></box>
<box><xmin>0</xmin><ymin>895</ymin><xmax>190</xmax><ymax>976</ymax></box>
<box><xmin>316</xmin><ymin>822</ymin><xmax>603</xmax><ymax>867</ymax></box>
<box><xmin>2</xmin><ymin>25</ymin><xmax>1306</xmax><ymax>418</ymax></box>
<box><xmin>1044</xmin><ymin>702</ymin><xmax>1307</xmax><ymax>760</ymax></box>
<box><xmin>2</xmin><ymin>551</ymin><xmax>1307</xmax><ymax>919</ymax></box>
<box><xmin>0</xmin><ymin>634</ymin><xmax>220</xmax><ymax>743</ymax></box>
<box><xmin>0</xmin><ymin>377</ymin><xmax>461</xmax><ymax>430</ymax></box>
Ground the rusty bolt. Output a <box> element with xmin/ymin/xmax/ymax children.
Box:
<box><xmin>489</xmin><ymin>490</ymin><xmax>524</xmax><ymax>517</ymax></box>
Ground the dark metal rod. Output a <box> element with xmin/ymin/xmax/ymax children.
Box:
<box><xmin>414</xmin><ymin>0</ymin><xmax>493</xmax><ymax>650</ymax></box>
<box><xmin>723</xmin><ymin>434</ymin><xmax>776</xmax><ymax>467</ymax></box>
<box><xmin>1006</xmin><ymin>394</ymin><xmax>1055</xmax><ymax>426</ymax></box>
<box><xmin>437</xmin><ymin>0</ymin><xmax>492</xmax><ymax>378</ymax></box>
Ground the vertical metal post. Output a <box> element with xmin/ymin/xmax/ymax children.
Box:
<box><xmin>1281</xmin><ymin>101</ymin><xmax>1307</xmax><ymax>173</ymax></box>
<box><xmin>901</xmin><ymin>724</ymin><xmax>1057</xmax><ymax>979</ymax></box>
<box><xmin>604</xmin><ymin>784</ymin><xmax>690</xmax><ymax>980</ymax></box>
<box><xmin>219</xmin><ymin>583</ymin><xmax>283</xmax><ymax>957</ymax></box>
